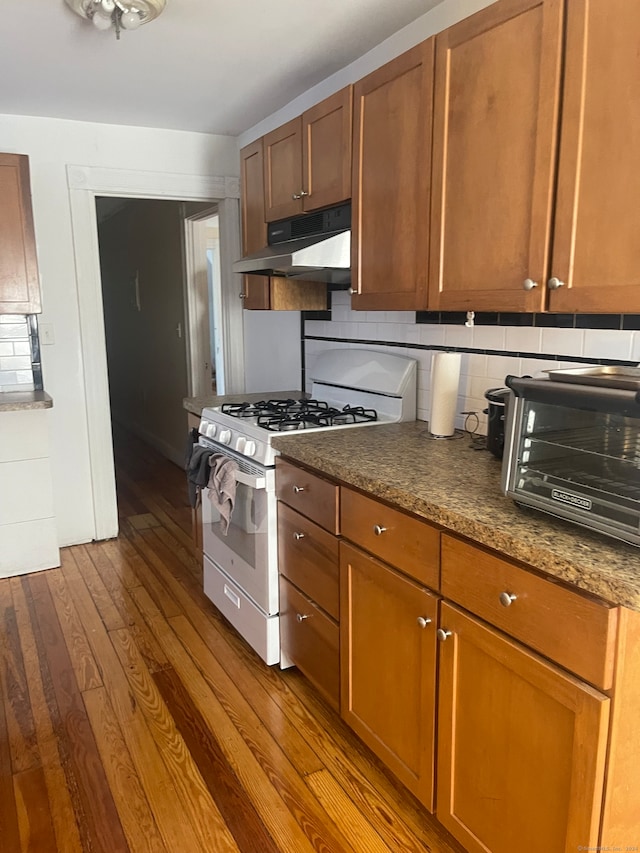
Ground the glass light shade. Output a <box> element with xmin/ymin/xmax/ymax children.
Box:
<box><xmin>65</xmin><ymin>0</ymin><xmax>166</xmax><ymax>29</ymax></box>
<box><xmin>92</xmin><ymin>11</ymin><xmax>113</xmax><ymax>29</ymax></box>
<box><xmin>120</xmin><ymin>10</ymin><xmax>142</xmax><ymax>29</ymax></box>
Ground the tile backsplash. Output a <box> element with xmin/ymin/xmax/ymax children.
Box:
<box><xmin>303</xmin><ymin>292</ymin><xmax>640</xmax><ymax>435</ymax></box>
<box><xmin>0</xmin><ymin>315</ymin><xmax>39</xmax><ymax>392</ymax></box>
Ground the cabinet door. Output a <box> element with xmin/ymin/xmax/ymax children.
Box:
<box><xmin>549</xmin><ymin>0</ymin><xmax>640</xmax><ymax>313</ymax></box>
<box><xmin>302</xmin><ymin>86</ymin><xmax>352</xmax><ymax>213</ymax></box>
<box><xmin>239</xmin><ymin>139</ymin><xmax>270</xmax><ymax>309</ymax></box>
<box><xmin>428</xmin><ymin>0</ymin><xmax>563</xmax><ymax>312</ymax></box>
<box><xmin>340</xmin><ymin>541</ymin><xmax>438</xmax><ymax>810</ymax></box>
<box><xmin>351</xmin><ymin>40</ymin><xmax>434</xmax><ymax>311</ymax></box>
<box><xmin>263</xmin><ymin>117</ymin><xmax>303</xmax><ymax>222</ymax></box>
<box><xmin>437</xmin><ymin>602</ymin><xmax>610</xmax><ymax>853</ymax></box>
<box><xmin>0</xmin><ymin>154</ymin><xmax>41</xmax><ymax>314</ymax></box>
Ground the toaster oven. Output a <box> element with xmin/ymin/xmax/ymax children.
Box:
<box><xmin>501</xmin><ymin>375</ymin><xmax>640</xmax><ymax>547</ymax></box>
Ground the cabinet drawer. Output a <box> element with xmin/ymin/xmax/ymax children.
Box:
<box><xmin>441</xmin><ymin>535</ymin><xmax>618</xmax><ymax>690</ymax></box>
<box><xmin>341</xmin><ymin>488</ymin><xmax>440</xmax><ymax>589</ymax></box>
<box><xmin>278</xmin><ymin>503</ymin><xmax>339</xmax><ymax>620</ymax></box>
<box><xmin>276</xmin><ymin>458</ymin><xmax>339</xmax><ymax>533</ymax></box>
<box><xmin>280</xmin><ymin>576</ymin><xmax>340</xmax><ymax>710</ymax></box>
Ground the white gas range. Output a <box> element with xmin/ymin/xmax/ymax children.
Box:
<box><xmin>197</xmin><ymin>349</ymin><xmax>417</xmax><ymax>665</ymax></box>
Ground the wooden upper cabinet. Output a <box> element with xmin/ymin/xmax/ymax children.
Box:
<box><xmin>263</xmin><ymin>86</ymin><xmax>353</xmax><ymax>223</ymax></box>
<box><xmin>240</xmin><ymin>138</ymin><xmax>270</xmax><ymax>309</ymax></box>
<box><xmin>351</xmin><ymin>40</ymin><xmax>434</xmax><ymax>311</ymax></box>
<box><xmin>428</xmin><ymin>0</ymin><xmax>564</xmax><ymax>313</ymax></box>
<box><xmin>0</xmin><ymin>154</ymin><xmax>41</xmax><ymax>314</ymax></box>
<box><xmin>549</xmin><ymin>0</ymin><xmax>640</xmax><ymax>313</ymax></box>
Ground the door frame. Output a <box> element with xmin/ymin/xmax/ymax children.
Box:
<box><xmin>66</xmin><ymin>165</ymin><xmax>244</xmax><ymax>541</ymax></box>
<box><xmin>183</xmin><ymin>207</ymin><xmax>237</xmax><ymax>398</ymax></box>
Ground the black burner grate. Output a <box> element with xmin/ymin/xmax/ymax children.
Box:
<box><xmin>221</xmin><ymin>399</ymin><xmax>378</xmax><ymax>431</ymax></box>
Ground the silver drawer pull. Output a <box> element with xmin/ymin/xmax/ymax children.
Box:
<box><xmin>547</xmin><ymin>276</ymin><xmax>565</xmax><ymax>290</ymax></box>
<box><xmin>373</xmin><ymin>524</ymin><xmax>387</xmax><ymax>536</ymax></box>
<box><xmin>437</xmin><ymin>628</ymin><xmax>452</xmax><ymax>642</ymax></box>
<box><xmin>296</xmin><ymin>613</ymin><xmax>310</xmax><ymax>622</ymax></box>
<box><xmin>523</xmin><ymin>278</ymin><xmax>538</xmax><ymax>291</ymax></box>
<box><xmin>293</xmin><ymin>532</ymin><xmax>305</xmax><ymax>540</ymax></box>
<box><xmin>499</xmin><ymin>592</ymin><xmax>517</xmax><ymax>608</ymax></box>
<box><xmin>417</xmin><ymin>616</ymin><xmax>432</xmax><ymax>629</ymax></box>
<box><xmin>293</xmin><ymin>485</ymin><xmax>305</xmax><ymax>494</ymax></box>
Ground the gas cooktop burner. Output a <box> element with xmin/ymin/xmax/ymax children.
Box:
<box><xmin>221</xmin><ymin>399</ymin><xmax>378</xmax><ymax>431</ymax></box>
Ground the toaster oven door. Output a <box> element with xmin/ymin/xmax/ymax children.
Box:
<box><xmin>502</xmin><ymin>378</ymin><xmax>640</xmax><ymax>545</ymax></box>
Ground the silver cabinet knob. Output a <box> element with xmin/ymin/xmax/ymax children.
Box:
<box><xmin>437</xmin><ymin>628</ymin><xmax>452</xmax><ymax>642</ymax></box>
<box><xmin>296</xmin><ymin>613</ymin><xmax>310</xmax><ymax>622</ymax></box>
<box><xmin>239</xmin><ymin>292</ymin><xmax>247</xmax><ymax>299</ymax></box>
<box><xmin>293</xmin><ymin>532</ymin><xmax>305</xmax><ymax>541</ymax></box>
<box><xmin>417</xmin><ymin>616</ymin><xmax>432</xmax><ymax>629</ymax></box>
<box><xmin>293</xmin><ymin>485</ymin><xmax>305</xmax><ymax>493</ymax></box>
<box><xmin>348</xmin><ymin>287</ymin><xmax>356</xmax><ymax>295</ymax></box>
<box><xmin>548</xmin><ymin>277</ymin><xmax>565</xmax><ymax>290</ymax></box>
<box><xmin>373</xmin><ymin>525</ymin><xmax>387</xmax><ymax>536</ymax></box>
<box><xmin>292</xmin><ymin>190</ymin><xmax>309</xmax><ymax>200</ymax></box>
<box><xmin>499</xmin><ymin>592</ymin><xmax>517</xmax><ymax>607</ymax></box>
<box><xmin>523</xmin><ymin>278</ymin><xmax>538</xmax><ymax>291</ymax></box>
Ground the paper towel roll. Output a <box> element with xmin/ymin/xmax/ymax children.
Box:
<box><xmin>429</xmin><ymin>352</ymin><xmax>461</xmax><ymax>437</ymax></box>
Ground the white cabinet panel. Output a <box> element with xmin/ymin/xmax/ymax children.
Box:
<box><xmin>0</xmin><ymin>458</ymin><xmax>54</xmax><ymax>524</ymax></box>
<box><xmin>0</xmin><ymin>410</ymin><xmax>48</xmax><ymax>462</ymax></box>
<box><xmin>0</xmin><ymin>519</ymin><xmax>59</xmax><ymax>575</ymax></box>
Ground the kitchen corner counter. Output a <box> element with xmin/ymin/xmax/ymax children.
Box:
<box><xmin>272</xmin><ymin>421</ymin><xmax>640</xmax><ymax>611</ymax></box>
<box><xmin>183</xmin><ymin>390</ymin><xmax>305</xmax><ymax>417</ymax></box>
<box><xmin>0</xmin><ymin>390</ymin><xmax>53</xmax><ymax>412</ymax></box>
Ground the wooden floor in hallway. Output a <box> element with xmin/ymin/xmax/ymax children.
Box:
<box><xmin>0</xmin><ymin>426</ymin><xmax>465</xmax><ymax>853</ymax></box>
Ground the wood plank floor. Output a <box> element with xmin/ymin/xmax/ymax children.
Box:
<box><xmin>0</xmin><ymin>426</ymin><xmax>466</xmax><ymax>853</ymax></box>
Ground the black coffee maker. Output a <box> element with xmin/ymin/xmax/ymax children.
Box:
<box><xmin>483</xmin><ymin>387</ymin><xmax>511</xmax><ymax>459</ymax></box>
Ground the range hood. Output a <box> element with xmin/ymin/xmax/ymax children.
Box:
<box><xmin>233</xmin><ymin>203</ymin><xmax>351</xmax><ymax>285</ymax></box>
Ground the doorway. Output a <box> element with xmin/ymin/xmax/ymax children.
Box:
<box><xmin>96</xmin><ymin>196</ymin><xmax>213</xmax><ymax>468</ymax></box>
<box><xmin>67</xmin><ymin>163</ymin><xmax>245</xmax><ymax>541</ymax></box>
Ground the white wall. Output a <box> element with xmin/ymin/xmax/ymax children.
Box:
<box><xmin>243</xmin><ymin>311</ymin><xmax>302</xmax><ymax>393</ymax></box>
<box><xmin>0</xmin><ymin>114</ymin><xmax>239</xmax><ymax>546</ymax></box>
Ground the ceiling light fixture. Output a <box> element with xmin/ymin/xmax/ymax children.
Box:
<box><xmin>65</xmin><ymin>0</ymin><xmax>166</xmax><ymax>39</ymax></box>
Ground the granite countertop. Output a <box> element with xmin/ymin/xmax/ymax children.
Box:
<box><xmin>272</xmin><ymin>421</ymin><xmax>640</xmax><ymax>611</ymax></box>
<box><xmin>0</xmin><ymin>390</ymin><xmax>53</xmax><ymax>412</ymax></box>
<box><xmin>183</xmin><ymin>390</ymin><xmax>306</xmax><ymax>417</ymax></box>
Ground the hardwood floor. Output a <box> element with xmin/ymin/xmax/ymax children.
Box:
<box><xmin>0</xmin><ymin>427</ymin><xmax>465</xmax><ymax>853</ymax></box>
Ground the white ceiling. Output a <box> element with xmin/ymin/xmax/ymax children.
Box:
<box><xmin>0</xmin><ymin>0</ymin><xmax>441</xmax><ymax>137</ymax></box>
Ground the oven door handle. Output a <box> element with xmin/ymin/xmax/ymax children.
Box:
<box><xmin>233</xmin><ymin>469</ymin><xmax>266</xmax><ymax>490</ymax></box>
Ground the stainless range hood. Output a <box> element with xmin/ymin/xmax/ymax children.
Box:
<box><xmin>233</xmin><ymin>202</ymin><xmax>351</xmax><ymax>285</ymax></box>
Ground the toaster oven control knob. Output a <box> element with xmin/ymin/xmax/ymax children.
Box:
<box><xmin>219</xmin><ymin>429</ymin><xmax>231</xmax><ymax>445</ymax></box>
<box><xmin>523</xmin><ymin>278</ymin><xmax>538</xmax><ymax>291</ymax></box>
<box><xmin>235</xmin><ymin>436</ymin><xmax>246</xmax><ymax>453</ymax></box>
<box><xmin>499</xmin><ymin>592</ymin><xmax>517</xmax><ymax>608</ymax></box>
<box><xmin>547</xmin><ymin>277</ymin><xmax>565</xmax><ymax>290</ymax></box>
<box><xmin>244</xmin><ymin>440</ymin><xmax>256</xmax><ymax>457</ymax></box>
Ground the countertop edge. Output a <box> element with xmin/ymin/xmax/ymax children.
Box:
<box><xmin>0</xmin><ymin>390</ymin><xmax>53</xmax><ymax>412</ymax></box>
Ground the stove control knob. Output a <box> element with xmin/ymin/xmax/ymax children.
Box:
<box><xmin>206</xmin><ymin>423</ymin><xmax>217</xmax><ymax>438</ymax></box>
<box><xmin>199</xmin><ymin>418</ymin><xmax>207</xmax><ymax>433</ymax></box>
<box><xmin>235</xmin><ymin>436</ymin><xmax>246</xmax><ymax>453</ymax></box>
<box><xmin>219</xmin><ymin>429</ymin><xmax>231</xmax><ymax>445</ymax></box>
<box><xmin>244</xmin><ymin>440</ymin><xmax>256</xmax><ymax>457</ymax></box>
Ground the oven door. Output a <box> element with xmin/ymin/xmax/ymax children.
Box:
<box><xmin>200</xmin><ymin>443</ymin><xmax>278</xmax><ymax>615</ymax></box>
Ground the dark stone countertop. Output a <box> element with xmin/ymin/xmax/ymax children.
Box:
<box><xmin>271</xmin><ymin>421</ymin><xmax>640</xmax><ymax>611</ymax></box>
<box><xmin>0</xmin><ymin>390</ymin><xmax>53</xmax><ymax>412</ymax></box>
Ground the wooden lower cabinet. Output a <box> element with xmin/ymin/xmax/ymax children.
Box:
<box><xmin>340</xmin><ymin>541</ymin><xmax>439</xmax><ymax>811</ymax></box>
<box><xmin>436</xmin><ymin>602</ymin><xmax>610</xmax><ymax>853</ymax></box>
<box><xmin>279</xmin><ymin>576</ymin><xmax>339</xmax><ymax>710</ymax></box>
